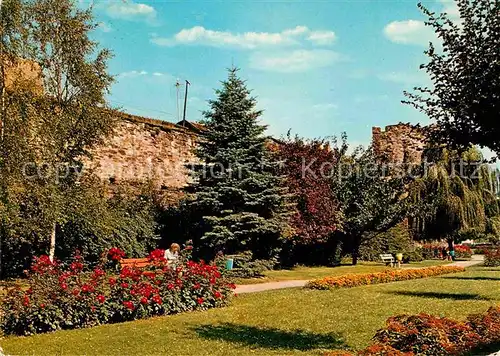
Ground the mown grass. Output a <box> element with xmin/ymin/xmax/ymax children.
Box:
<box><xmin>1</xmin><ymin>266</ymin><xmax>498</xmax><ymax>356</ymax></box>
<box><xmin>235</xmin><ymin>259</ymin><xmax>450</xmax><ymax>285</ymax></box>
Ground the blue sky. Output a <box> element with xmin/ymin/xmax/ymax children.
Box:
<box><xmin>85</xmin><ymin>0</ymin><xmax>458</xmax><ymax>147</ymax></box>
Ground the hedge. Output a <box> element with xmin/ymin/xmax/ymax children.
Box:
<box><xmin>306</xmin><ymin>266</ymin><xmax>465</xmax><ymax>290</ymax></box>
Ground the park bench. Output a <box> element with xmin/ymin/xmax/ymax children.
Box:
<box><xmin>119</xmin><ymin>258</ymin><xmax>151</xmax><ymax>269</ymax></box>
<box><xmin>380</xmin><ymin>254</ymin><xmax>395</xmax><ymax>267</ymax></box>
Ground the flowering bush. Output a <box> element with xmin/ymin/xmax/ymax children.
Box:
<box><xmin>454</xmin><ymin>245</ymin><xmax>472</xmax><ymax>259</ymax></box>
<box><xmin>371</xmin><ymin>305</ymin><xmax>500</xmax><ymax>356</ymax></box>
<box><xmin>0</xmin><ymin>249</ymin><xmax>235</xmax><ymax>336</ymax></box>
<box><xmin>108</xmin><ymin>247</ymin><xmax>126</xmax><ymax>261</ymax></box>
<box><xmin>484</xmin><ymin>248</ymin><xmax>500</xmax><ymax>267</ymax></box>
<box><xmin>323</xmin><ymin>305</ymin><xmax>500</xmax><ymax>355</ymax></box>
<box><xmin>421</xmin><ymin>244</ymin><xmax>446</xmax><ymax>259</ymax></box>
<box><xmin>306</xmin><ymin>266</ymin><xmax>465</xmax><ymax>290</ymax></box>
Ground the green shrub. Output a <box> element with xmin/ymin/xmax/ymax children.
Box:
<box><xmin>358</xmin><ymin>224</ymin><xmax>422</xmax><ymax>263</ymax></box>
<box><xmin>224</xmin><ymin>251</ymin><xmax>275</xmax><ymax>279</ymax></box>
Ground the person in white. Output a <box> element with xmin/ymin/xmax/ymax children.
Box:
<box><xmin>164</xmin><ymin>243</ymin><xmax>180</xmax><ymax>265</ymax></box>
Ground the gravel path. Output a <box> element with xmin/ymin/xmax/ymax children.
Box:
<box><xmin>234</xmin><ymin>255</ymin><xmax>485</xmax><ymax>294</ymax></box>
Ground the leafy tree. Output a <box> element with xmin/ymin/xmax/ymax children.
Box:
<box><xmin>409</xmin><ymin>147</ymin><xmax>499</xmax><ymax>249</ymax></box>
<box><xmin>276</xmin><ymin>134</ymin><xmax>343</xmax><ymax>244</ymax></box>
<box><xmin>188</xmin><ymin>67</ymin><xmax>293</xmax><ymax>260</ymax></box>
<box><xmin>0</xmin><ymin>0</ymin><xmax>114</xmax><ymax>264</ymax></box>
<box><xmin>332</xmin><ymin>147</ymin><xmax>409</xmax><ymax>265</ymax></box>
<box><xmin>405</xmin><ymin>0</ymin><xmax>500</xmax><ymax>155</ymax></box>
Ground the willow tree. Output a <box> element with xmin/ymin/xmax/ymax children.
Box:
<box><xmin>410</xmin><ymin>147</ymin><xmax>499</xmax><ymax>249</ymax></box>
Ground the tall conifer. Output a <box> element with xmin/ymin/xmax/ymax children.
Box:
<box><xmin>189</xmin><ymin>67</ymin><xmax>292</xmax><ymax>259</ymax></box>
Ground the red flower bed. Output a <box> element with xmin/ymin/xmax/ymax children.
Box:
<box><xmin>454</xmin><ymin>245</ymin><xmax>472</xmax><ymax>259</ymax></box>
<box><xmin>0</xmin><ymin>249</ymin><xmax>234</xmax><ymax>336</ymax></box>
<box><xmin>371</xmin><ymin>306</ymin><xmax>500</xmax><ymax>356</ymax></box>
<box><xmin>484</xmin><ymin>248</ymin><xmax>500</xmax><ymax>267</ymax></box>
<box><xmin>323</xmin><ymin>305</ymin><xmax>500</xmax><ymax>355</ymax></box>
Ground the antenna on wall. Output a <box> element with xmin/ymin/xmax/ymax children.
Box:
<box><xmin>175</xmin><ymin>79</ymin><xmax>181</xmax><ymax>122</ymax></box>
<box><xmin>182</xmin><ymin>80</ymin><xmax>190</xmax><ymax>127</ymax></box>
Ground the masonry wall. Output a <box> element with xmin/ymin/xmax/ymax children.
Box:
<box><xmin>86</xmin><ymin>114</ymin><xmax>199</xmax><ymax>198</ymax></box>
<box><xmin>372</xmin><ymin>123</ymin><xmax>427</xmax><ymax>164</ymax></box>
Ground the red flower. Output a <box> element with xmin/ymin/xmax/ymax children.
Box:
<box><xmin>194</xmin><ymin>283</ymin><xmax>201</xmax><ymax>290</ymax></box>
<box><xmin>229</xmin><ymin>283</ymin><xmax>236</xmax><ymax>290</ymax></box>
<box><xmin>81</xmin><ymin>284</ymin><xmax>94</xmax><ymax>293</ymax></box>
<box><xmin>121</xmin><ymin>282</ymin><xmax>129</xmax><ymax>289</ymax></box>
<box><xmin>152</xmin><ymin>295</ymin><xmax>162</xmax><ymax>305</ymax></box>
<box><xmin>40</xmin><ymin>303</ymin><xmax>45</xmax><ymax>309</ymax></box>
<box><xmin>167</xmin><ymin>283</ymin><xmax>175</xmax><ymax>290</ymax></box>
<box><xmin>97</xmin><ymin>295</ymin><xmax>106</xmax><ymax>304</ymax></box>
<box><xmin>140</xmin><ymin>297</ymin><xmax>148</xmax><ymax>305</ymax></box>
<box><xmin>109</xmin><ymin>277</ymin><xmax>117</xmax><ymax>285</ymax></box>
<box><xmin>197</xmin><ymin>297</ymin><xmax>204</xmax><ymax>305</ymax></box>
<box><xmin>209</xmin><ymin>277</ymin><xmax>216</xmax><ymax>285</ymax></box>
<box><xmin>91</xmin><ymin>306</ymin><xmax>96</xmax><ymax>312</ymax></box>
<box><xmin>93</xmin><ymin>268</ymin><xmax>105</xmax><ymax>278</ymax></box>
<box><xmin>147</xmin><ymin>249</ymin><xmax>166</xmax><ymax>262</ymax></box>
<box><xmin>72</xmin><ymin>289</ymin><xmax>80</xmax><ymax>296</ymax></box>
<box><xmin>23</xmin><ymin>296</ymin><xmax>30</xmax><ymax>306</ymax></box>
<box><xmin>214</xmin><ymin>291</ymin><xmax>222</xmax><ymax>299</ymax></box>
<box><xmin>108</xmin><ymin>247</ymin><xmax>126</xmax><ymax>261</ymax></box>
<box><xmin>123</xmin><ymin>301</ymin><xmax>135</xmax><ymax>310</ymax></box>
<box><xmin>70</xmin><ymin>261</ymin><xmax>84</xmax><ymax>272</ymax></box>
<box><xmin>61</xmin><ymin>283</ymin><xmax>68</xmax><ymax>290</ymax></box>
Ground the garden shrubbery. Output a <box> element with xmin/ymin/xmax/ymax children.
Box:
<box><xmin>454</xmin><ymin>245</ymin><xmax>472</xmax><ymax>259</ymax></box>
<box><xmin>325</xmin><ymin>305</ymin><xmax>500</xmax><ymax>355</ymax></box>
<box><xmin>306</xmin><ymin>266</ymin><xmax>465</xmax><ymax>290</ymax></box>
<box><xmin>0</xmin><ymin>248</ymin><xmax>234</xmax><ymax>336</ymax></box>
<box><xmin>421</xmin><ymin>243</ymin><xmax>472</xmax><ymax>260</ymax></box>
<box><xmin>484</xmin><ymin>248</ymin><xmax>500</xmax><ymax>267</ymax></box>
<box><xmin>371</xmin><ymin>305</ymin><xmax>500</xmax><ymax>355</ymax></box>
<box><xmin>358</xmin><ymin>224</ymin><xmax>423</xmax><ymax>263</ymax></box>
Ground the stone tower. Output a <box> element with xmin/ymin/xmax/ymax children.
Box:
<box><xmin>372</xmin><ymin>123</ymin><xmax>427</xmax><ymax>164</ymax></box>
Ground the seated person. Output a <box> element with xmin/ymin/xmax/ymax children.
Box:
<box><xmin>164</xmin><ymin>243</ymin><xmax>180</xmax><ymax>265</ymax></box>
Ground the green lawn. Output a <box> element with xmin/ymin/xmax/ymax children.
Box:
<box><xmin>2</xmin><ymin>266</ymin><xmax>498</xmax><ymax>356</ymax></box>
<box><xmin>235</xmin><ymin>259</ymin><xmax>450</xmax><ymax>284</ymax></box>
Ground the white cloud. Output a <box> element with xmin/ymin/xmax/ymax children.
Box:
<box><xmin>384</xmin><ymin>0</ymin><xmax>460</xmax><ymax>46</ymax></box>
<box><xmin>151</xmin><ymin>25</ymin><xmax>336</xmax><ymax>49</ymax></box>
<box><xmin>383</xmin><ymin>20</ymin><xmax>435</xmax><ymax>46</ymax></box>
<box><xmin>307</xmin><ymin>31</ymin><xmax>336</xmax><ymax>45</ymax></box>
<box><xmin>438</xmin><ymin>0</ymin><xmax>460</xmax><ymax>19</ymax></box>
<box><xmin>152</xmin><ymin>72</ymin><xmax>164</xmax><ymax>76</ymax></box>
<box><xmin>98</xmin><ymin>22</ymin><xmax>113</xmax><ymax>33</ymax></box>
<box><xmin>249</xmin><ymin>50</ymin><xmax>342</xmax><ymax>73</ymax></box>
<box><xmin>118</xmin><ymin>70</ymin><xmax>149</xmax><ymax>78</ymax></box>
<box><xmin>105</xmin><ymin>1</ymin><xmax>156</xmax><ymax>22</ymax></box>
<box><xmin>377</xmin><ymin>71</ymin><xmax>427</xmax><ymax>85</ymax></box>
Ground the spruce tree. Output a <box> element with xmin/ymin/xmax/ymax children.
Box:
<box><xmin>189</xmin><ymin>67</ymin><xmax>292</xmax><ymax>260</ymax></box>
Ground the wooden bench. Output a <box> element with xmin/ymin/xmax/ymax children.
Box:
<box><xmin>380</xmin><ymin>254</ymin><xmax>395</xmax><ymax>267</ymax></box>
<box><xmin>119</xmin><ymin>258</ymin><xmax>151</xmax><ymax>269</ymax></box>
